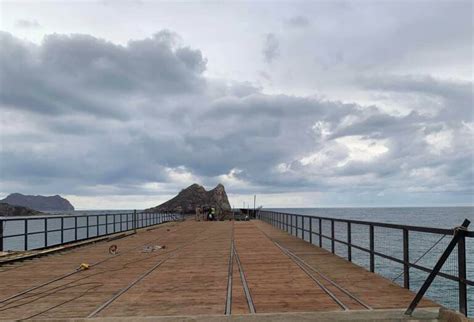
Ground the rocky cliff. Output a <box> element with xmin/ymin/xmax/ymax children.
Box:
<box><xmin>0</xmin><ymin>193</ymin><xmax>75</xmax><ymax>211</ymax></box>
<box><xmin>0</xmin><ymin>203</ymin><xmax>45</xmax><ymax>217</ymax></box>
<box><xmin>146</xmin><ymin>183</ymin><xmax>231</xmax><ymax>214</ymax></box>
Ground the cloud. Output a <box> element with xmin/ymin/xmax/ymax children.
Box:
<box><xmin>286</xmin><ymin>16</ymin><xmax>310</xmax><ymax>28</ymax></box>
<box><xmin>262</xmin><ymin>33</ymin><xmax>280</xmax><ymax>63</ymax></box>
<box><xmin>259</xmin><ymin>1</ymin><xmax>472</xmax><ymax>99</ymax></box>
<box><xmin>15</xmin><ymin>19</ymin><xmax>41</xmax><ymax>29</ymax></box>
<box><xmin>0</xmin><ymin>31</ymin><xmax>206</xmax><ymax>119</ymax></box>
<box><xmin>0</xmin><ymin>31</ymin><xmax>472</xmax><ymax>207</ymax></box>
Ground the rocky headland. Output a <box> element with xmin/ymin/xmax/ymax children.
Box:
<box><xmin>0</xmin><ymin>203</ymin><xmax>46</xmax><ymax>217</ymax></box>
<box><xmin>146</xmin><ymin>183</ymin><xmax>231</xmax><ymax>215</ymax></box>
<box><xmin>0</xmin><ymin>193</ymin><xmax>75</xmax><ymax>211</ymax></box>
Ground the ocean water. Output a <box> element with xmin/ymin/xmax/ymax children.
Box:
<box><xmin>266</xmin><ymin>207</ymin><xmax>474</xmax><ymax>316</ymax></box>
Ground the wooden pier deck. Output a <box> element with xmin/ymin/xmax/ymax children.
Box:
<box><xmin>0</xmin><ymin>219</ymin><xmax>442</xmax><ymax>321</ymax></box>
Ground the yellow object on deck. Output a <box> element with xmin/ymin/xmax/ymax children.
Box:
<box><xmin>79</xmin><ymin>263</ymin><xmax>90</xmax><ymax>270</ymax></box>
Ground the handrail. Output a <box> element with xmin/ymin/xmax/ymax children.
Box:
<box><xmin>257</xmin><ymin>210</ymin><xmax>473</xmax><ymax>317</ymax></box>
<box><xmin>0</xmin><ymin>211</ymin><xmax>183</xmax><ymax>252</ymax></box>
<box><xmin>259</xmin><ymin>210</ymin><xmax>463</xmax><ymax>235</ymax></box>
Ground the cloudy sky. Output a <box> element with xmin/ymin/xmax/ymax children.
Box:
<box><xmin>0</xmin><ymin>1</ymin><xmax>472</xmax><ymax>209</ymax></box>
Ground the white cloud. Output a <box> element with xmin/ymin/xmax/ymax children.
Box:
<box><xmin>164</xmin><ymin>166</ymin><xmax>200</xmax><ymax>186</ymax></box>
<box><xmin>335</xmin><ymin>136</ymin><xmax>389</xmax><ymax>166</ymax></box>
<box><xmin>425</xmin><ymin>128</ymin><xmax>453</xmax><ymax>155</ymax></box>
<box><xmin>311</xmin><ymin>121</ymin><xmax>332</xmax><ymax>139</ymax></box>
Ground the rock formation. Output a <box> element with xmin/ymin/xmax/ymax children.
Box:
<box><xmin>0</xmin><ymin>203</ymin><xmax>45</xmax><ymax>217</ymax></box>
<box><xmin>146</xmin><ymin>183</ymin><xmax>231</xmax><ymax>216</ymax></box>
<box><xmin>0</xmin><ymin>193</ymin><xmax>75</xmax><ymax>211</ymax></box>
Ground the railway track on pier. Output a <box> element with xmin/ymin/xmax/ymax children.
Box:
<box><xmin>225</xmin><ymin>222</ymin><xmax>256</xmax><ymax>315</ymax></box>
<box><xmin>254</xmin><ymin>223</ymin><xmax>372</xmax><ymax>312</ymax></box>
<box><xmin>274</xmin><ymin>242</ymin><xmax>372</xmax><ymax>311</ymax></box>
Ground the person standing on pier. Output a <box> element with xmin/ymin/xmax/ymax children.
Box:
<box><xmin>195</xmin><ymin>207</ymin><xmax>202</xmax><ymax>221</ymax></box>
<box><xmin>207</xmin><ymin>207</ymin><xmax>216</xmax><ymax>221</ymax></box>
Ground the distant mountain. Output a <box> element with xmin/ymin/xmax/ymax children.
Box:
<box><xmin>1</xmin><ymin>193</ymin><xmax>75</xmax><ymax>211</ymax></box>
<box><xmin>146</xmin><ymin>183</ymin><xmax>231</xmax><ymax>214</ymax></box>
<box><xmin>0</xmin><ymin>203</ymin><xmax>45</xmax><ymax>217</ymax></box>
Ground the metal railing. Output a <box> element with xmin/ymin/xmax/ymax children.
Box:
<box><xmin>258</xmin><ymin>210</ymin><xmax>473</xmax><ymax>316</ymax></box>
<box><xmin>0</xmin><ymin>211</ymin><xmax>182</xmax><ymax>252</ymax></box>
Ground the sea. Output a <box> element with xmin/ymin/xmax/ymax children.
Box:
<box><xmin>1</xmin><ymin>206</ymin><xmax>473</xmax><ymax>315</ymax></box>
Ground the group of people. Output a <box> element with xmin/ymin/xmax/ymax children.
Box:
<box><xmin>195</xmin><ymin>206</ymin><xmax>216</xmax><ymax>221</ymax></box>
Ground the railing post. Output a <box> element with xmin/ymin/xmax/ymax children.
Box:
<box><xmin>331</xmin><ymin>219</ymin><xmax>335</xmax><ymax>253</ymax></box>
<box><xmin>120</xmin><ymin>214</ymin><xmax>123</xmax><ymax>231</ymax></box>
<box><xmin>370</xmin><ymin>224</ymin><xmax>375</xmax><ymax>272</ymax></box>
<box><xmin>44</xmin><ymin>218</ymin><xmax>48</xmax><ymax>247</ymax></box>
<box><xmin>309</xmin><ymin>217</ymin><xmax>313</xmax><ymax>244</ymax></box>
<box><xmin>291</xmin><ymin>215</ymin><xmax>293</xmax><ymax>235</ymax></box>
<box><xmin>61</xmin><ymin>217</ymin><xmax>64</xmax><ymax>244</ymax></box>
<box><xmin>403</xmin><ymin>228</ymin><xmax>410</xmax><ymax>289</ymax></box>
<box><xmin>302</xmin><ymin>216</ymin><xmax>305</xmax><ymax>241</ymax></box>
<box><xmin>74</xmin><ymin>217</ymin><xmax>78</xmax><ymax>241</ymax></box>
<box><xmin>106</xmin><ymin>215</ymin><xmax>108</xmax><ymax>235</ymax></box>
<box><xmin>318</xmin><ymin>218</ymin><xmax>322</xmax><ymax>247</ymax></box>
<box><xmin>347</xmin><ymin>222</ymin><xmax>352</xmax><ymax>262</ymax></box>
<box><xmin>24</xmin><ymin>219</ymin><xmax>28</xmax><ymax>250</ymax></box>
<box><xmin>86</xmin><ymin>216</ymin><xmax>89</xmax><ymax>239</ymax></box>
<box><xmin>458</xmin><ymin>229</ymin><xmax>467</xmax><ymax>316</ymax></box>
<box><xmin>114</xmin><ymin>214</ymin><xmax>116</xmax><ymax>233</ymax></box>
<box><xmin>296</xmin><ymin>216</ymin><xmax>299</xmax><ymax>238</ymax></box>
<box><xmin>0</xmin><ymin>218</ymin><xmax>3</xmax><ymax>252</ymax></box>
<box><xmin>134</xmin><ymin>210</ymin><xmax>137</xmax><ymax>233</ymax></box>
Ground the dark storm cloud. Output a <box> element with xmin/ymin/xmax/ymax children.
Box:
<box><xmin>0</xmin><ymin>31</ymin><xmax>472</xmax><ymax>201</ymax></box>
<box><xmin>0</xmin><ymin>31</ymin><xmax>206</xmax><ymax>119</ymax></box>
